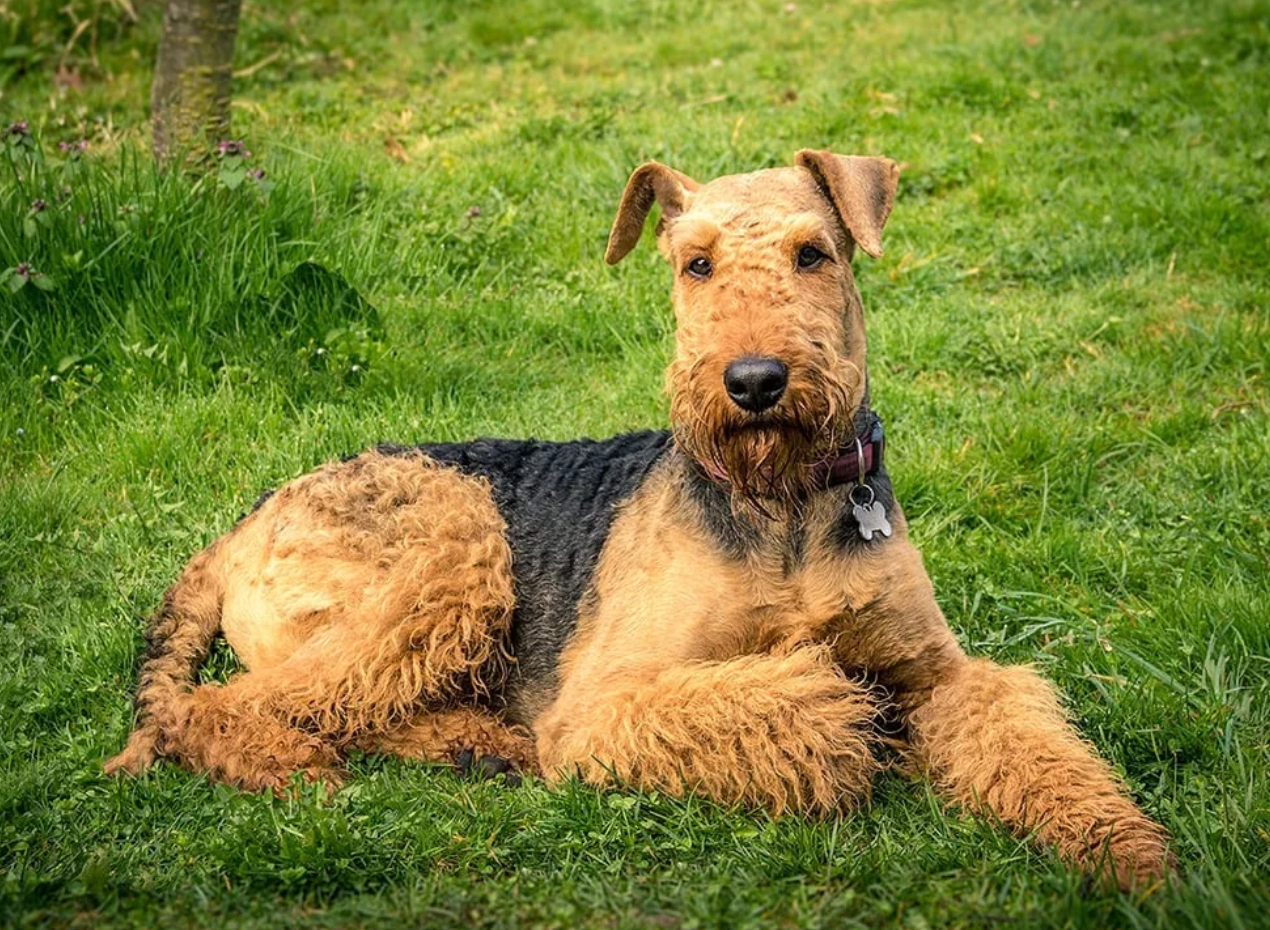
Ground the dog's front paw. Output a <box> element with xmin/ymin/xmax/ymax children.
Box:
<box><xmin>1102</xmin><ymin>826</ymin><xmax>1178</xmax><ymax>892</ymax></box>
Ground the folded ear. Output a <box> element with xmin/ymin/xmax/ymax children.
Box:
<box><xmin>794</xmin><ymin>150</ymin><xmax>899</xmax><ymax>259</ymax></box>
<box><xmin>605</xmin><ymin>162</ymin><xmax>700</xmax><ymax>265</ymax></box>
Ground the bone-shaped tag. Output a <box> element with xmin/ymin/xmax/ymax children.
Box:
<box><xmin>852</xmin><ymin>500</ymin><xmax>893</xmax><ymax>542</ymax></box>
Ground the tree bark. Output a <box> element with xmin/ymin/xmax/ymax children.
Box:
<box><xmin>151</xmin><ymin>0</ymin><xmax>243</xmax><ymax>164</ymax></box>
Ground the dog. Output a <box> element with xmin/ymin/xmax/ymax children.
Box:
<box><xmin>105</xmin><ymin>150</ymin><xmax>1173</xmax><ymax>890</ymax></box>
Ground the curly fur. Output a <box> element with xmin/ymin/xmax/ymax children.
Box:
<box><xmin>107</xmin><ymin>450</ymin><xmax>518</xmax><ymax>789</ymax></box>
<box><xmin>665</xmin><ymin>212</ymin><xmax>866</xmax><ymax>505</ymax></box>
<box><xmin>539</xmin><ymin>646</ymin><xmax>881</xmax><ymax>814</ymax></box>
<box><xmin>107</xmin><ymin>152</ymin><xmax>1174</xmax><ymax>891</ymax></box>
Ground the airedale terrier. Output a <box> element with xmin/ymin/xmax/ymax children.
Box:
<box><xmin>106</xmin><ymin>150</ymin><xmax>1173</xmax><ymax>890</ymax></box>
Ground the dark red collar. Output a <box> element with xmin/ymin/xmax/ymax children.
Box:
<box><xmin>696</xmin><ymin>416</ymin><xmax>885</xmax><ymax>491</ymax></box>
<box><xmin>808</xmin><ymin>416</ymin><xmax>885</xmax><ymax>489</ymax></box>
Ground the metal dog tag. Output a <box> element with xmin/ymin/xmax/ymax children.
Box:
<box><xmin>851</xmin><ymin>486</ymin><xmax>892</xmax><ymax>542</ymax></box>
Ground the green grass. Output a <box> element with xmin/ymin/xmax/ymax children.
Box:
<box><xmin>2</xmin><ymin>0</ymin><xmax>1268</xmax><ymax>926</ymax></box>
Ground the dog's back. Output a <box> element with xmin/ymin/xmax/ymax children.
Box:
<box><xmin>400</xmin><ymin>431</ymin><xmax>673</xmax><ymax>717</ymax></box>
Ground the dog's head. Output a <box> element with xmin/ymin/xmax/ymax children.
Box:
<box><xmin>606</xmin><ymin>150</ymin><xmax>898</xmax><ymax>504</ymax></box>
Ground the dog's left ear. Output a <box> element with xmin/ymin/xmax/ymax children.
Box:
<box><xmin>605</xmin><ymin>162</ymin><xmax>700</xmax><ymax>265</ymax></box>
<box><xmin>795</xmin><ymin>150</ymin><xmax>899</xmax><ymax>259</ymax></box>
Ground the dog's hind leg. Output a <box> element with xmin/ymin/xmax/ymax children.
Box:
<box><xmin>105</xmin><ymin>539</ymin><xmax>347</xmax><ymax>791</ymax></box>
<box><xmin>107</xmin><ymin>450</ymin><xmax>518</xmax><ymax>791</ymax></box>
<box><xmin>537</xmin><ymin>646</ymin><xmax>882</xmax><ymax>814</ymax></box>
<box><xmin>152</xmin><ymin>633</ymin><xmax>530</xmax><ymax>792</ymax></box>
<box><xmin>355</xmin><ymin>707</ymin><xmax>539</xmax><ymax>775</ymax></box>
<box><xmin>104</xmin><ymin>543</ymin><xmax>225</xmax><ymax>777</ymax></box>
<box><xmin>149</xmin><ymin>670</ymin><xmax>344</xmax><ymax>791</ymax></box>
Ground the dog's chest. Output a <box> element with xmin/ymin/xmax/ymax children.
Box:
<box><xmin>719</xmin><ymin>537</ymin><xmax>887</xmax><ymax>654</ymax></box>
<box><xmin>596</xmin><ymin>519</ymin><xmax>884</xmax><ymax>667</ymax></box>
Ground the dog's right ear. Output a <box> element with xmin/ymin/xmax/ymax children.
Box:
<box><xmin>605</xmin><ymin>162</ymin><xmax>700</xmax><ymax>265</ymax></box>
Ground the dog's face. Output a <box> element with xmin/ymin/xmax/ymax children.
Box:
<box><xmin>607</xmin><ymin>151</ymin><xmax>898</xmax><ymax>503</ymax></box>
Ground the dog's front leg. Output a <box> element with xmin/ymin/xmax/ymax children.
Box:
<box><xmin>536</xmin><ymin>645</ymin><xmax>881</xmax><ymax>814</ymax></box>
<box><xmin>906</xmin><ymin>656</ymin><xmax>1175</xmax><ymax>890</ymax></box>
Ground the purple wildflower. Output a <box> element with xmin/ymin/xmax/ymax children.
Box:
<box><xmin>247</xmin><ymin>167</ymin><xmax>266</xmax><ymax>181</ymax></box>
<box><xmin>217</xmin><ymin>139</ymin><xmax>251</xmax><ymax>158</ymax></box>
<box><xmin>8</xmin><ymin>121</ymin><xmax>30</xmax><ymax>137</ymax></box>
<box><xmin>29</xmin><ymin>199</ymin><xmax>46</xmax><ymax>213</ymax></box>
<box><xmin>15</xmin><ymin>263</ymin><xmax>30</xmax><ymax>278</ymax></box>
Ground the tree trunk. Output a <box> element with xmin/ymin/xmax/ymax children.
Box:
<box><xmin>151</xmin><ymin>0</ymin><xmax>243</xmax><ymax>164</ymax></box>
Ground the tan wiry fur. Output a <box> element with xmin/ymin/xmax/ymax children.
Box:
<box><xmin>355</xmin><ymin>708</ymin><xmax>537</xmax><ymax>772</ymax></box>
<box><xmin>539</xmin><ymin>644</ymin><xmax>880</xmax><ymax>814</ymax></box>
<box><xmin>546</xmin><ymin>152</ymin><xmax>1173</xmax><ymax>890</ymax></box>
<box><xmin>108</xmin><ymin>152</ymin><xmax>1173</xmax><ymax>892</ymax></box>
<box><xmin>909</xmin><ymin>659</ymin><xmax>1176</xmax><ymax>888</ymax></box>
<box><xmin>663</xmin><ymin>192</ymin><xmax>868</xmax><ymax>504</ymax></box>
<box><xmin>106</xmin><ymin>450</ymin><xmax>523</xmax><ymax>790</ymax></box>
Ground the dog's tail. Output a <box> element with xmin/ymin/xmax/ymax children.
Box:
<box><xmin>104</xmin><ymin>542</ymin><xmax>225</xmax><ymax>776</ymax></box>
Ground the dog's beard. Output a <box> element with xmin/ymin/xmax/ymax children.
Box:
<box><xmin>693</xmin><ymin>419</ymin><xmax>823</xmax><ymax>503</ymax></box>
<box><xmin>671</xmin><ymin>363</ymin><xmax>859</xmax><ymax>510</ymax></box>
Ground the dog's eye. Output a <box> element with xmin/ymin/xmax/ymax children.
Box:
<box><xmin>685</xmin><ymin>257</ymin><xmax>713</xmax><ymax>279</ymax></box>
<box><xmin>796</xmin><ymin>245</ymin><xmax>827</xmax><ymax>270</ymax></box>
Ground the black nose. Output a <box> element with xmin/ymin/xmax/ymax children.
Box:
<box><xmin>724</xmin><ymin>356</ymin><xmax>788</xmax><ymax>413</ymax></box>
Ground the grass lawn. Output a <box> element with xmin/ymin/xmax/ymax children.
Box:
<box><xmin>2</xmin><ymin>0</ymin><xmax>1268</xmax><ymax>926</ymax></box>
